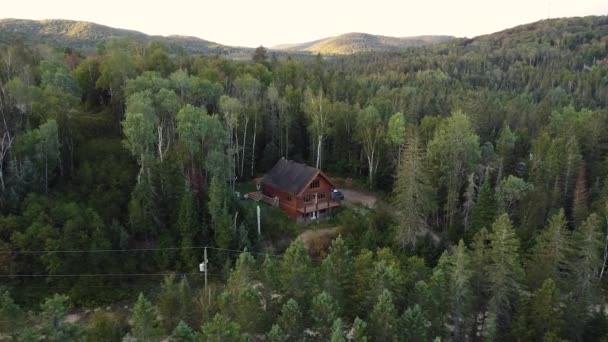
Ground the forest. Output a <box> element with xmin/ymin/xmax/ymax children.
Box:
<box><xmin>1</xmin><ymin>14</ymin><xmax>608</xmax><ymax>341</ymax></box>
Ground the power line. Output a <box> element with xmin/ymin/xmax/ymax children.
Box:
<box><xmin>0</xmin><ymin>245</ymin><xmax>288</xmax><ymax>258</ymax></box>
<box><xmin>0</xmin><ymin>246</ymin><xmax>209</xmax><ymax>254</ymax></box>
<box><xmin>0</xmin><ymin>272</ymin><xmax>223</xmax><ymax>278</ymax></box>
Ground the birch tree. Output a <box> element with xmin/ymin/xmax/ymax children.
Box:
<box><xmin>428</xmin><ymin>111</ymin><xmax>480</xmax><ymax>230</ymax></box>
<box><xmin>303</xmin><ymin>86</ymin><xmax>331</xmax><ymax>169</ymax></box>
<box><xmin>386</xmin><ymin>112</ymin><xmax>406</xmax><ymax>168</ymax></box>
<box><xmin>234</xmin><ymin>75</ymin><xmax>261</xmax><ymax>177</ymax></box>
<box><xmin>220</xmin><ymin>95</ymin><xmax>242</xmax><ymax>190</ymax></box>
<box><xmin>122</xmin><ymin>92</ymin><xmax>157</xmax><ymax>184</ymax></box>
<box><xmin>356</xmin><ymin>105</ymin><xmax>384</xmax><ymax>188</ymax></box>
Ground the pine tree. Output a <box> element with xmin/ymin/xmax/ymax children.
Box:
<box><xmin>311</xmin><ymin>291</ymin><xmax>339</xmax><ymax>337</ymax></box>
<box><xmin>330</xmin><ymin>318</ymin><xmax>346</xmax><ymax>342</ymax></box>
<box><xmin>267</xmin><ymin>324</ymin><xmax>287</xmax><ymax>342</ymax></box>
<box><xmin>470</xmin><ymin>174</ymin><xmax>496</xmax><ymax>240</ymax></box>
<box><xmin>200</xmin><ymin>314</ymin><xmax>241</xmax><ymax>341</ymax></box>
<box><xmin>278</xmin><ymin>299</ymin><xmax>303</xmax><ymax>340</ymax></box>
<box><xmin>462</xmin><ymin>173</ymin><xmax>477</xmax><ymax>232</ymax></box>
<box><xmin>402</xmin><ymin>305</ymin><xmax>428</xmax><ymax>342</ymax></box>
<box><xmin>131</xmin><ymin>293</ymin><xmax>161</xmax><ymax>341</ymax></box>
<box><xmin>170</xmin><ymin>321</ymin><xmax>197</xmax><ymax>342</ymax></box>
<box><xmin>496</xmin><ymin>124</ymin><xmax>516</xmax><ymax>182</ymax></box>
<box><xmin>321</xmin><ymin>236</ymin><xmax>354</xmax><ymax>316</ymax></box>
<box><xmin>449</xmin><ymin>240</ymin><xmax>473</xmax><ymax>342</ymax></box>
<box><xmin>513</xmin><ymin>278</ymin><xmax>563</xmax><ymax>341</ymax></box>
<box><xmin>352</xmin><ymin>317</ymin><xmax>368</xmax><ymax>342</ymax></box>
<box><xmin>486</xmin><ymin>214</ymin><xmax>523</xmax><ymax>338</ymax></box>
<box><xmin>223</xmin><ymin>252</ymin><xmax>264</xmax><ymax>334</ymax></box>
<box><xmin>40</xmin><ymin>294</ymin><xmax>83</xmax><ymax>341</ymax></box>
<box><xmin>572</xmin><ymin>163</ymin><xmax>588</xmax><ymax>227</ymax></box>
<box><xmin>369</xmin><ymin>289</ymin><xmax>399</xmax><ymax>341</ymax></box>
<box><xmin>470</xmin><ymin>227</ymin><xmax>490</xmax><ymax>311</ymax></box>
<box><xmin>279</xmin><ymin>240</ymin><xmax>316</xmax><ymax>305</ymax></box>
<box><xmin>209</xmin><ymin>176</ymin><xmax>233</xmax><ymax>250</ymax></box>
<box><xmin>157</xmin><ymin>275</ymin><xmax>195</xmax><ymax>333</ymax></box>
<box><xmin>393</xmin><ymin>133</ymin><xmax>433</xmax><ymax>249</ymax></box>
<box><xmin>176</xmin><ymin>186</ymin><xmax>198</xmax><ymax>269</ymax></box>
<box><xmin>567</xmin><ymin>213</ymin><xmax>603</xmax><ymax>339</ymax></box>
<box><xmin>526</xmin><ymin>209</ymin><xmax>573</xmax><ymax>290</ymax></box>
<box><xmin>0</xmin><ymin>290</ymin><xmax>23</xmax><ymax>336</ymax></box>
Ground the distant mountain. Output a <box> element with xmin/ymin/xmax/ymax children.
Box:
<box><xmin>273</xmin><ymin>32</ymin><xmax>455</xmax><ymax>54</ymax></box>
<box><xmin>0</xmin><ymin>18</ymin><xmax>252</xmax><ymax>56</ymax></box>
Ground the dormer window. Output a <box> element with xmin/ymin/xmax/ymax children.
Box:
<box><xmin>310</xmin><ymin>179</ymin><xmax>320</xmax><ymax>189</ymax></box>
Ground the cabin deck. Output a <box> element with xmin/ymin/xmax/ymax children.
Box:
<box><xmin>245</xmin><ymin>191</ymin><xmax>278</xmax><ymax>207</ymax></box>
<box><xmin>296</xmin><ymin>200</ymin><xmax>341</xmax><ymax>214</ymax></box>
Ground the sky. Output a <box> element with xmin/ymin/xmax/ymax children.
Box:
<box><xmin>2</xmin><ymin>0</ymin><xmax>608</xmax><ymax>47</ymax></box>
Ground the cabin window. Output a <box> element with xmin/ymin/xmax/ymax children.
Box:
<box><xmin>286</xmin><ymin>194</ymin><xmax>292</xmax><ymax>202</ymax></box>
<box><xmin>310</xmin><ymin>179</ymin><xmax>320</xmax><ymax>189</ymax></box>
<box><xmin>318</xmin><ymin>192</ymin><xmax>326</xmax><ymax>200</ymax></box>
<box><xmin>304</xmin><ymin>194</ymin><xmax>313</xmax><ymax>202</ymax></box>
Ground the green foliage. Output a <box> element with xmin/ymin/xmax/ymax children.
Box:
<box><xmin>200</xmin><ymin>314</ymin><xmax>242</xmax><ymax>342</ymax></box>
<box><xmin>176</xmin><ymin>187</ymin><xmax>199</xmax><ymax>268</ymax></box>
<box><xmin>356</xmin><ymin>105</ymin><xmax>385</xmax><ymax>187</ymax></box>
<box><xmin>526</xmin><ymin>209</ymin><xmax>573</xmax><ymax>290</ymax></box>
<box><xmin>496</xmin><ymin>175</ymin><xmax>533</xmax><ymax>216</ymax></box>
<box><xmin>393</xmin><ymin>133</ymin><xmax>434</xmax><ymax>248</ymax></box>
<box><xmin>278</xmin><ymin>298</ymin><xmax>303</xmax><ymax>340</ymax></box>
<box><xmin>4</xmin><ymin>16</ymin><xmax>608</xmax><ymax>340</ymax></box>
<box><xmin>15</xmin><ymin>119</ymin><xmax>61</xmax><ymax>192</ymax></box>
<box><xmin>131</xmin><ymin>293</ymin><xmax>162</xmax><ymax>341</ymax></box>
<box><xmin>311</xmin><ymin>291</ymin><xmax>340</xmax><ymax>337</ymax></box>
<box><xmin>0</xmin><ymin>290</ymin><xmax>24</xmax><ymax>336</ymax></box>
<box><xmin>330</xmin><ymin>318</ymin><xmax>346</xmax><ymax>342</ymax></box>
<box><xmin>352</xmin><ymin>317</ymin><xmax>368</xmax><ymax>342</ymax></box>
<box><xmin>40</xmin><ymin>294</ymin><xmax>82</xmax><ymax>341</ymax></box>
<box><xmin>513</xmin><ymin>278</ymin><xmax>563</xmax><ymax>341</ymax></box>
<box><xmin>279</xmin><ymin>240</ymin><xmax>316</xmax><ymax>305</ymax></box>
<box><xmin>487</xmin><ymin>214</ymin><xmax>523</xmax><ymax>337</ymax></box>
<box><xmin>369</xmin><ymin>289</ymin><xmax>399</xmax><ymax>341</ymax></box>
<box><xmin>428</xmin><ymin>111</ymin><xmax>481</xmax><ymax>229</ymax></box>
<box><xmin>267</xmin><ymin>324</ymin><xmax>287</xmax><ymax>342</ymax></box>
<box><xmin>470</xmin><ymin>175</ymin><xmax>496</xmax><ymax>239</ymax></box>
<box><xmin>170</xmin><ymin>321</ymin><xmax>197</xmax><ymax>342</ymax></box>
<box><xmin>321</xmin><ymin>236</ymin><xmax>354</xmax><ymax>316</ymax></box>
<box><xmin>401</xmin><ymin>304</ymin><xmax>428</xmax><ymax>342</ymax></box>
<box><xmin>158</xmin><ymin>275</ymin><xmax>196</xmax><ymax>333</ymax></box>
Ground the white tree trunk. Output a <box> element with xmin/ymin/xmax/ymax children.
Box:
<box><xmin>251</xmin><ymin>119</ymin><xmax>257</xmax><ymax>176</ymax></box>
<box><xmin>285</xmin><ymin>125</ymin><xmax>289</xmax><ymax>159</ymax></box>
<box><xmin>316</xmin><ymin>135</ymin><xmax>322</xmax><ymax>169</ymax></box>
<box><xmin>241</xmin><ymin>117</ymin><xmax>249</xmax><ymax>177</ymax></box>
<box><xmin>601</xmin><ymin>212</ymin><xmax>608</xmax><ymax>280</ymax></box>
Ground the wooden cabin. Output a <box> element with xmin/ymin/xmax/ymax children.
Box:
<box><xmin>255</xmin><ymin>159</ymin><xmax>341</xmax><ymax>222</ymax></box>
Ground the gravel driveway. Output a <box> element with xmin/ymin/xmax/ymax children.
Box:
<box><xmin>340</xmin><ymin>188</ymin><xmax>377</xmax><ymax>208</ymax></box>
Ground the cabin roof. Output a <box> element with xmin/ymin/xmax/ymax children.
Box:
<box><xmin>262</xmin><ymin>159</ymin><xmax>332</xmax><ymax>195</ymax></box>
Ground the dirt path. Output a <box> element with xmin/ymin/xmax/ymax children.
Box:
<box><xmin>340</xmin><ymin>188</ymin><xmax>377</xmax><ymax>208</ymax></box>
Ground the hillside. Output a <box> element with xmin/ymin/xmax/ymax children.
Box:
<box><xmin>273</xmin><ymin>32</ymin><xmax>455</xmax><ymax>54</ymax></box>
<box><xmin>0</xmin><ymin>18</ymin><xmax>252</xmax><ymax>56</ymax></box>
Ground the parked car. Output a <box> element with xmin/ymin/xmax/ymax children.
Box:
<box><xmin>331</xmin><ymin>189</ymin><xmax>344</xmax><ymax>201</ymax></box>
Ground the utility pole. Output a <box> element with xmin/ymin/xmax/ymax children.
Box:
<box><xmin>203</xmin><ymin>247</ymin><xmax>208</xmax><ymax>290</ymax></box>
<box><xmin>257</xmin><ymin>205</ymin><xmax>261</xmax><ymax>236</ymax></box>
<box><xmin>200</xmin><ymin>247</ymin><xmax>210</xmax><ymax>306</ymax></box>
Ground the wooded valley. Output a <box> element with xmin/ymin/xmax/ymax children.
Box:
<box><xmin>1</xmin><ymin>15</ymin><xmax>608</xmax><ymax>341</ymax></box>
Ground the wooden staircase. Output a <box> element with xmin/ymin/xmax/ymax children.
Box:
<box><xmin>246</xmin><ymin>191</ymin><xmax>279</xmax><ymax>207</ymax></box>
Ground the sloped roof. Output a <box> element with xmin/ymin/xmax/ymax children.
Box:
<box><xmin>262</xmin><ymin>159</ymin><xmax>329</xmax><ymax>195</ymax></box>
